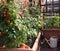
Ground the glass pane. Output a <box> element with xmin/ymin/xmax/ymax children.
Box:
<box><xmin>41</xmin><ymin>0</ymin><xmax>60</xmax><ymax>29</ymax></box>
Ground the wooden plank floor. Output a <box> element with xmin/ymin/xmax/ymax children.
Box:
<box><xmin>39</xmin><ymin>40</ymin><xmax>60</xmax><ymax>51</ymax></box>
<box><xmin>40</xmin><ymin>47</ymin><xmax>60</xmax><ymax>51</ymax></box>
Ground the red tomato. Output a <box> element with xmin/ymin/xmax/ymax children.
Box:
<box><xmin>19</xmin><ymin>43</ymin><xmax>31</xmax><ymax>49</ymax></box>
<box><xmin>19</xmin><ymin>13</ymin><xmax>24</xmax><ymax>17</ymax></box>
<box><xmin>6</xmin><ymin>7</ymin><xmax>11</xmax><ymax>10</ymax></box>
<box><xmin>5</xmin><ymin>13</ymin><xmax>10</xmax><ymax>19</ymax></box>
<box><xmin>1</xmin><ymin>12</ymin><xmax>7</xmax><ymax>17</ymax></box>
<box><xmin>20</xmin><ymin>45</ymin><xmax>25</xmax><ymax>48</ymax></box>
<box><xmin>5</xmin><ymin>19</ymin><xmax>10</xmax><ymax>24</ymax></box>
<box><xmin>20</xmin><ymin>43</ymin><xmax>25</xmax><ymax>48</ymax></box>
<box><xmin>0</xmin><ymin>32</ymin><xmax>2</xmax><ymax>36</ymax></box>
<box><xmin>15</xmin><ymin>26</ymin><xmax>19</xmax><ymax>29</ymax></box>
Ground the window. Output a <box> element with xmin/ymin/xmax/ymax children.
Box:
<box><xmin>41</xmin><ymin>0</ymin><xmax>60</xmax><ymax>29</ymax></box>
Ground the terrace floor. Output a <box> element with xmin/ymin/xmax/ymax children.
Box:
<box><xmin>40</xmin><ymin>47</ymin><xmax>60</xmax><ymax>51</ymax></box>
<box><xmin>38</xmin><ymin>39</ymin><xmax>60</xmax><ymax>51</ymax></box>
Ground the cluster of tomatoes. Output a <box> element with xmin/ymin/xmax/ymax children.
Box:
<box><xmin>20</xmin><ymin>43</ymin><xmax>31</xmax><ymax>49</ymax></box>
<box><xmin>2</xmin><ymin>11</ymin><xmax>10</xmax><ymax>24</ymax></box>
<box><xmin>1</xmin><ymin>7</ymin><xmax>11</xmax><ymax>25</ymax></box>
<box><xmin>0</xmin><ymin>8</ymin><xmax>11</xmax><ymax>36</ymax></box>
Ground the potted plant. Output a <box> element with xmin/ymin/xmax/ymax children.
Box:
<box><xmin>0</xmin><ymin>0</ymin><xmax>41</xmax><ymax>51</ymax></box>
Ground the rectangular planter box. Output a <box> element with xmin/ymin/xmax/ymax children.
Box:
<box><xmin>0</xmin><ymin>32</ymin><xmax>41</xmax><ymax>51</ymax></box>
<box><xmin>42</xmin><ymin>29</ymin><xmax>60</xmax><ymax>39</ymax></box>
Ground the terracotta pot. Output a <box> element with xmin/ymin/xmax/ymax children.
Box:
<box><xmin>0</xmin><ymin>32</ymin><xmax>41</xmax><ymax>51</ymax></box>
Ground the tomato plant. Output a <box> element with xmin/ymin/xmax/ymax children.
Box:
<box><xmin>0</xmin><ymin>0</ymin><xmax>42</xmax><ymax>48</ymax></box>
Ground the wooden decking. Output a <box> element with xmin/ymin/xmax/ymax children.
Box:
<box><xmin>39</xmin><ymin>39</ymin><xmax>60</xmax><ymax>51</ymax></box>
<box><xmin>40</xmin><ymin>47</ymin><xmax>60</xmax><ymax>51</ymax></box>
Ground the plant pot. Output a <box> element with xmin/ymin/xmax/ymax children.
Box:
<box><xmin>0</xmin><ymin>32</ymin><xmax>41</xmax><ymax>51</ymax></box>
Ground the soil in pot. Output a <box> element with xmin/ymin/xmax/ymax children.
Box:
<box><xmin>25</xmin><ymin>38</ymin><xmax>36</xmax><ymax>48</ymax></box>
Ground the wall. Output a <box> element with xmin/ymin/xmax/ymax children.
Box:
<box><xmin>42</xmin><ymin>29</ymin><xmax>60</xmax><ymax>39</ymax></box>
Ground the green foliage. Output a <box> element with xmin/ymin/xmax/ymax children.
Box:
<box><xmin>0</xmin><ymin>0</ymin><xmax>41</xmax><ymax>48</ymax></box>
<box><xmin>44</xmin><ymin>15</ymin><xmax>60</xmax><ymax>29</ymax></box>
<box><xmin>28</xmin><ymin>6</ymin><xmax>42</xmax><ymax>31</ymax></box>
<box><xmin>0</xmin><ymin>1</ymin><xmax>27</xmax><ymax>48</ymax></box>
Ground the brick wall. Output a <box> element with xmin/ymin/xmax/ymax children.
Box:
<box><xmin>42</xmin><ymin>29</ymin><xmax>60</xmax><ymax>39</ymax></box>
